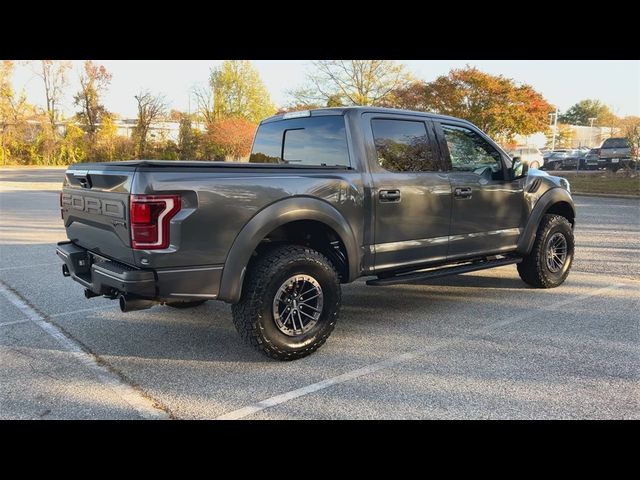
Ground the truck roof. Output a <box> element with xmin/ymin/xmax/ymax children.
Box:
<box><xmin>261</xmin><ymin>106</ymin><xmax>475</xmax><ymax>127</ymax></box>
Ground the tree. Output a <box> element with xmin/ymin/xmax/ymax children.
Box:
<box><xmin>32</xmin><ymin>60</ymin><xmax>71</xmax><ymax>129</ymax></box>
<box><xmin>1</xmin><ymin>61</ymin><xmax>32</xmax><ymax>165</ymax></box>
<box><xmin>546</xmin><ymin>124</ymin><xmax>575</xmax><ymax>149</ymax></box>
<box><xmin>558</xmin><ymin>99</ymin><xmax>617</xmax><ymax>126</ymax></box>
<box><xmin>207</xmin><ymin>117</ymin><xmax>256</xmax><ymax>161</ymax></box>
<box><xmin>202</xmin><ymin>60</ymin><xmax>275</xmax><ymax>124</ymax></box>
<box><xmin>133</xmin><ymin>90</ymin><xmax>167</xmax><ymax>158</ymax></box>
<box><xmin>617</xmin><ymin>116</ymin><xmax>640</xmax><ymax>162</ymax></box>
<box><xmin>396</xmin><ymin>66</ymin><xmax>552</xmax><ymax>141</ymax></box>
<box><xmin>289</xmin><ymin>60</ymin><xmax>413</xmax><ymax>107</ymax></box>
<box><xmin>382</xmin><ymin>80</ymin><xmax>431</xmax><ymax>111</ymax></box>
<box><xmin>177</xmin><ymin>114</ymin><xmax>198</xmax><ymax>160</ymax></box>
<box><xmin>73</xmin><ymin>61</ymin><xmax>112</xmax><ymax>137</ymax></box>
<box><xmin>192</xmin><ymin>85</ymin><xmax>216</xmax><ymax>124</ymax></box>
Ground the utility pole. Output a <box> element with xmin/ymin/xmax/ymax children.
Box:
<box><xmin>549</xmin><ymin>108</ymin><xmax>559</xmax><ymax>151</ymax></box>
<box><xmin>588</xmin><ymin>117</ymin><xmax>596</xmax><ymax>147</ymax></box>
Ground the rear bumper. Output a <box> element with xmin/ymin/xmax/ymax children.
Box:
<box><xmin>56</xmin><ymin>241</ymin><xmax>222</xmax><ymax>301</ymax></box>
<box><xmin>598</xmin><ymin>157</ymin><xmax>632</xmax><ymax>165</ymax></box>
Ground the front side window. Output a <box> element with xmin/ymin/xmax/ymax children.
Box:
<box><xmin>441</xmin><ymin>124</ymin><xmax>503</xmax><ymax>174</ymax></box>
<box><xmin>371</xmin><ymin>119</ymin><xmax>438</xmax><ymax>172</ymax></box>
<box><xmin>249</xmin><ymin>116</ymin><xmax>350</xmax><ymax>167</ymax></box>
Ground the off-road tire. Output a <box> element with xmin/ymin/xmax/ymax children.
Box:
<box><xmin>231</xmin><ymin>245</ymin><xmax>341</xmax><ymax>361</ymax></box>
<box><xmin>165</xmin><ymin>300</ymin><xmax>208</xmax><ymax>309</ymax></box>
<box><xmin>518</xmin><ymin>214</ymin><xmax>574</xmax><ymax>288</ymax></box>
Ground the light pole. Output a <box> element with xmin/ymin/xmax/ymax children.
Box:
<box><xmin>549</xmin><ymin>108</ymin><xmax>559</xmax><ymax>151</ymax></box>
<box><xmin>588</xmin><ymin>117</ymin><xmax>596</xmax><ymax>147</ymax></box>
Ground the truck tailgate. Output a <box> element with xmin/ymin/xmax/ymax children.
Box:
<box><xmin>61</xmin><ymin>166</ymin><xmax>136</xmax><ymax>265</ymax></box>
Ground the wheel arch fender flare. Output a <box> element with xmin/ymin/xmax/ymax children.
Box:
<box><xmin>516</xmin><ymin>187</ymin><xmax>576</xmax><ymax>255</ymax></box>
<box><xmin>218</xmin><ymin>196</ymin><xmax>359</xmax><ymax>303</ymax></box>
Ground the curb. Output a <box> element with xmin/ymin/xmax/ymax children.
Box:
<box><xmin>572</xmin><ymin>192</ymin><xmax>639</xmax><ymax>199</ymax></box>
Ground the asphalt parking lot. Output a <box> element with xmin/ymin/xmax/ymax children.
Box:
<box><xmin>1</xmin><ymin>168</ymin><xmax>638</xmax><ymax>419</ymax></box>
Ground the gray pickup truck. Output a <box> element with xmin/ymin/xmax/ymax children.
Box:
<box><xmin>57</xmin><ymin>107</ymin><xmax>576</xmax><ymax>360</ymax></box>
<box><xmin>597</xmin><ymin>137</ymin><xmax>634</xmax><ymax>171</ymax></box>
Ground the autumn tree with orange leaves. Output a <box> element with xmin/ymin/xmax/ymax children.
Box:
<box><xmin>208</xmin><ymin>117</ymin><xmax>257</xmax><ymax>161</ymax></box>
<box><xmin>390</xmin><ymin>66</ymin><xmax>553</xmax><ymax>141</ymax></box>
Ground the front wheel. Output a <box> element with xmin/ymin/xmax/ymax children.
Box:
<box><xmin>517</xmin><ymin>214</ymin><xmax>574</xmax><ymax>288</ymax></box>
<box><xmin>231</xmin><ymin>245</ymin><xmax>341</xmax><ymax>361</ymax></box>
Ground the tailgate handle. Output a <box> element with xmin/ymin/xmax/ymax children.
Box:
<box><xmin>74</xmin><ymin>172</ymin><xmax>92</xmax><ymax>189</ymax></box>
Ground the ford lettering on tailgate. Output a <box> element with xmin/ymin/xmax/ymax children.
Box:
<box><xmin>61</xmin><ymin>193</ymin><xmax>125</xmax><ymax>220</ymax></box>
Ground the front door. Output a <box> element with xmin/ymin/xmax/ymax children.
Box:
<box><xmin>365</xmin><ymin>114</ymin><xmax>452</xmax><ymax>272</ymax></box>
<box><xmin>434</xmin><ymin>121</ymin><xmax>524</xmax><ymax>260</ymax></box>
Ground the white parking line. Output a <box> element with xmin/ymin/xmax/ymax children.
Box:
<box><xmin>0</xmin><ymin>319</ymin><xmax>31</xmax><ymax>327</ymax></box>
<box><xmin>50</xmin><ymin>305</ymin><xmax>115</xmax><ymax>318</ymax></box>
<box><xmin>217</xmin><ymin>282</ymin><xmax>626</xmax><ymax>420</ymax></box>
<box><xmin>0</xmin><ymin>262</ymin><xmax>62</xmax><ymax>272</ymax></box>
<box><xmin>0</xmin><ymin>281</ymin><xmax>170</xmax><ymax>420</ymax></box>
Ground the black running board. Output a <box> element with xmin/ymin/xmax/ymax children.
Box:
<box><xmin>366</xmin><ymin>257</ymin><xmax>522</xmax><ymax>286</ymax></box>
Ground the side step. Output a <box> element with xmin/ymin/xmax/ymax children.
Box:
<box><xmin>366</xmin><ymin>257</ymin><xmax>523</xmax><ymax>286</ymax></box>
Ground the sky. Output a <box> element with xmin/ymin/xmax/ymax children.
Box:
<box><xmin>9</xmin><ymin>60</ymin><xmax>640</xmax><ymax>119</ymax></box>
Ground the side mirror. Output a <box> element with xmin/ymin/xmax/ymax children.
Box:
<box><xmin>512</xmin><ymin>156</ymin><xmax>529</xmax><ymax>179</ymax></box>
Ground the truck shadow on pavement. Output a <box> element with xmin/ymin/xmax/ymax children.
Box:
<box><xmin>26</xmin><ymin>270</ymin><xmax>609</xmax><ymax>366</ymax></box>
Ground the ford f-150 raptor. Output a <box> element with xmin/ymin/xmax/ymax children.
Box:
<box><xmin>57</xmin><ymin>107</ymin><xmax>576</xmax><ymax>360</ymax></box>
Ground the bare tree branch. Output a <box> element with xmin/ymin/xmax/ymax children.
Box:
<box><xmin>133</xmin><ymin>90</ymin><xmax>168</xmax><ymax>159</ymax></box>
<box><xmin>287</xmin><ymin>60</ymin><xmax>413</xmax><ymax>108</ymax></box>
<box><xmin>31</xmin><ymin>60</ymin><xmax>71</xmax><ymax>129</ymax></box>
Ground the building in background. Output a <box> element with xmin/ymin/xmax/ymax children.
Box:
<box><xmin>512</xmin><ymin>125</ymin><xmax>620</xmax><ymax>150</ymax></box>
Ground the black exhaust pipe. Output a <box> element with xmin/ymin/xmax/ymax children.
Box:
<box><xmin>118</xmin><ymin>294</ymin><xmax>155</xmax><ymax>312</ymax></box>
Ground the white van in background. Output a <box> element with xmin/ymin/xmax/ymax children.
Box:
<box><xmin>508</xmin><ymin>146</ymin><xmax>544</xmax><ymax>170</ymax></box>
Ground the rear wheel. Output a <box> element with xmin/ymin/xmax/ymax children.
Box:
<box><xmin>231</xmin><ymin>245</ymin><xmax>341</xmax><ymax>361</ymax></box>
<box><xmin>518</xmin><ymin>214</ymin><xmax>574</xmax><ymax>288</ymax></box>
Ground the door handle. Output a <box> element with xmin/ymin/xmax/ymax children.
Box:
<box><xmin>379</xmin><ymin>189</ymin><xmax>401</xmax><ymax>202</ymax></box>
<box><xmin>454</xmin><ymin>187</ymin><xmax>472</xmax><ymax>199</ymax></box>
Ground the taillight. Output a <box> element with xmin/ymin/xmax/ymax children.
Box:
<box><xmin>130</xmin><ymin>194</ymin><xmax>181</xmax><ymax>250</ymax></box>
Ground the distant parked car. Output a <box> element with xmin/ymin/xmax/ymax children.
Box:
<box><xmin>543</xmin><ymin>150</ymin><xmax>570</xmax><ymax>170</ymax></box>
<box><xmin>508</xmin><ymin>146</ymin><xmax>544</xmax><ymax>169</ymax></box>
<box><xmin>584</xmin><ymin>149</ymin><xmax>600</xmax><ymax>170</ymax></box>
<box><xmin>558</xmin><ymin>149</ymin><xmax>590</xmax><ymax>170</ymax></box>
<box><xmin>598</xmin><ymin>137</ymin><xmax>633</xmax><ymax>171</ymax></box>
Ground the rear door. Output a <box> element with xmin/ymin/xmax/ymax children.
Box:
<box><xmin>61</xmin><ymin>166</ymin><xmax>136</xmax><ymax>264</ymax></box>
<box><xmin>433</xmin><ymin>121</ymin><xmax>525</xmax><ymax>260</ymax></box>
<box><xmin>365</xmin><ymin>113</ymin><xmax>451</xmax><ymax>272</ymax></box>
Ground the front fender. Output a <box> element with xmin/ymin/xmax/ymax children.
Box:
<box><xmin>516</xmin><ymin>187</ymin><xmax>575</xmax><ymax>255</ymax></box>
<box><xmin>217</xmin><ymin>196</ymin><xmax>359</xmax><ymax>303</ymax></box>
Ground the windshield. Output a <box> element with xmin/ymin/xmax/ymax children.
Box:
<box><xmin>602</xmin><ymin>138</ymin><xmax>629</xmax><ymax>149</ymax></box>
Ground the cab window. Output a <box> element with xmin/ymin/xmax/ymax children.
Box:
<box><xmin>441</xmin><ymin>124</ymin><xmax>503</xmax><ymax>176</ymax></box>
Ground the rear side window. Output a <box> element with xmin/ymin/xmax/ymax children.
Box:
<box><xmin>249</xmin><ymin>116</ymin><xmax>350</xmax><ymax>167</ymax></box>
<box><xmin>371</xmin><ymin>119</ymin><xmax>439</xmax><ymax>172</ymax></box>
<box><xmin>602</xmin><ymin>138</ymin><xmax>629</xmax><ymax>149</ymax></box>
